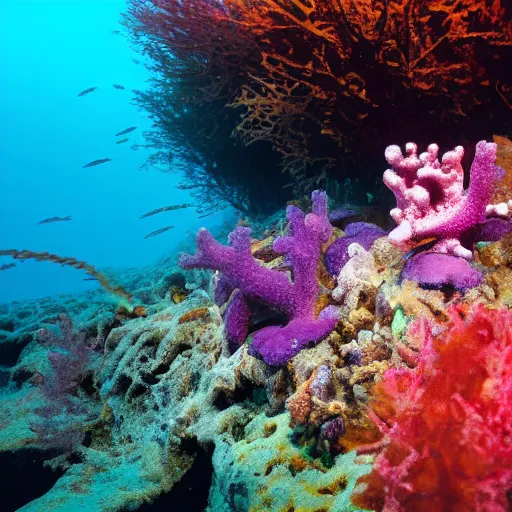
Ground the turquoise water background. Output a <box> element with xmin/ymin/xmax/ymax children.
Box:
<box><xmin>0</xmin><ymin>0</ymin><xmax>231</xmax><ymax>303</ymax></box>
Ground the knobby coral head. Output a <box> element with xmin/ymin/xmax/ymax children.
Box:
<box><xmin>179</xmin><ymin>190</ymin><xmax>338</xmax><ymax>366</ymax></box>
<box><xmin>383</xmin><ymin>140</ymin><xmax>504</xmax><ymax>260</ymax></box>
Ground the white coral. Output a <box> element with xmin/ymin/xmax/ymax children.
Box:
<box><xmin>332</xmin><ymin>243</ymin><xmax>376</xmax><ymax>313</ymax></box>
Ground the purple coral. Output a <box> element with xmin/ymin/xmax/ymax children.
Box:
<box><xmin>31</xmin><ymin>313</ymin><xmax>97</xmax><ymax>452</ymax></box>
<box><xmin>401</xmin><ymin>252</ymin><xmax>483</xmax><ymax>291</ymax></box>
<box><xmin>324</xmin><ymin>222</ymin><xmax>385</xmax><ymax>276</ymax></box>
<box><xmin>463</xmin><ymin>217</ymin><xmax>512</xmax><ymax>245</ymax></box>
<box><xmin>383</xmin><ymin>141</ymin><xmax>502</xmax><ymax>260</ymax></box>
<box><xmin>180</xmin><ymin>191</ymin><xmax>338</xmax><ymax>366</ymax></box>
<box><xmin>223</xmin><ymin>290</ymin><xmax>251</xmax><ymax>351</ymax></box>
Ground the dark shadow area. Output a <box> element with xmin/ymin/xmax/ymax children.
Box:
<box><xmin>0</xmin><ymin>448</ymin><xmax>65</xmax><ymax>512</ymax></box>
<box><xmin>134</xmin><ymin>444</ymin><xmax>214</xmax><ymax>512</ymax></box>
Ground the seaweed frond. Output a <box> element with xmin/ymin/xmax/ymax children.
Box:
<box><xmin>0</xmin><ymin>249</ymin><xmax>132</xmax><ymax>302</ymax></box>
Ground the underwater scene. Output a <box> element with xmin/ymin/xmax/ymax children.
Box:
<box><xmin>1</xmin><ymin>1</ymin><xmax>511</xmax><ymax>511</ymax></box>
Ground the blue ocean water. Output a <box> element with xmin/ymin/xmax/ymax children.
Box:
<box><xmin>0</xmin><ymin>0</ymin><xmax>231</xmax><ymax>303</ymax></box>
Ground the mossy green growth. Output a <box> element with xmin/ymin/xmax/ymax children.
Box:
<box><xmin>391</xmin><ymin>306</ymin><xmax>409</xmax><ymax>339</ymax></box>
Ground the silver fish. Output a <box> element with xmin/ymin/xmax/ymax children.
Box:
<box><xmin>83</xmin><ymin>158</ymin><xmax>112</xmax><ymax>168</ymax></box>
<box><xmin>115</xmin><ymin>126</ymin><xmax>137</xmax><ymax>137</ymax></box>
<box><xmin>37</xmin><ymin>216</ymin><xmax>72</xmax><ymax>225</ymax></box>
<box><xmin>140</xmin><ymin>204</ymin><xmax>192</xmax><ymax>219</ymax></box>
<box><xmin>144</xmin><ymin>226</ymin><xmax>174</xmax><ymax>239</ymax></box>
<box><xmin>78</xmin><ymin>87</ymin><xmax>98</xmax><ymax>97</ymax></box>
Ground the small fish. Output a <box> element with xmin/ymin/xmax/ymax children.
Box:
<box><xmin>144</xmin><ymin>226</ymin><xmax>174</xmax><ymax>239</ymax></box>
<box><xmin>83</xmin><ymin>158</ymin><xmax>112</xmax><ymax>168</ymax></box>
<box><xmin>78</xmin><ymin>87</ymin><xmax>98</xmax><ymax>97</ymax></box>
<box><xmin>390</xmin><ymin>238</ymin><xmax>438</xmax><ymax>268</ymax></box>
<box><xmin>140</xmin><ymin>204</ymin><xmax>193</xmax><ymax>219</ymax></box>
<box><xmin>83</xmin><ymin>277</ymin><xmax>98</xmax><ymax>281</ymax></box>
<box><xmin>113</xmin><ymin>84</ymin><xmax>125</xmax><ymax>90</ymax></box>
<box><xmin>37</xmin><ymin>216</ymin><xmax>72</xmax><ymax>225</ymax></box>
<box><xmin>0</xmin><ymin>263</ymin><xmax>16</xmax><ymax>271</ymax></box>
<box><xmin>197</xmin><ymin>211</ymin><xmax>216</xmax><ymax>219</ymax></box>
<box><xmin>132</xmin><ymin>59</ymin><xmax>140</xmax><ymax>65</ymax></box>
<box><xmin>116</xmin><ymin>138</ymin><xmax>129</xmax><ymax>145</ymax></box>
<box><xmin>115</xmin><ymin>126</ymin><xmax>137</xmax><ymax>137</ymax></box>
<box><xmin>111</xmin><ymin>30</ymin><xmax>121</xmax><ymax>35</ymax></box>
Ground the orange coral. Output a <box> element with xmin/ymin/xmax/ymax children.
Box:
<box><xmin>178</xmin><ymin>307</ymin><xmax>210</xmax><ymax>324</ymax></box>
<box><xmin>352</xmin><ymin>304</ymin><xmax>512</xmax><ymax>511</ymax></box>
<box><xmin>129</xmin><ymin>0</ymin><xmax>512</xmax><ymax>205</ymax></box>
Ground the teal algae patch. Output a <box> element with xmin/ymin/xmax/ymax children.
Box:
<box><xmin>18</xmin><ymin>442</ymin><xmax>186</xmax><ymax>512</ymax></box>
<box><xmin>208</xmin><ymin>412</ymin><xmax>372</xmax><ymax>512</ymax></box>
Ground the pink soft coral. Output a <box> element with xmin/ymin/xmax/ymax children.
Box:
<box><xmin>352</xmin><ymin>304</ymin><xmax>512</xmax><ymax>512</ymax></box>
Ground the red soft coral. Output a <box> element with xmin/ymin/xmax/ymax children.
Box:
<box><xmin>352</xmin><ymin>304</ymin><xmax>512</xmax><ymax>512</ymax></box>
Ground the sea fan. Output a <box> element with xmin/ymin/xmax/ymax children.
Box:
<box><xmin>31</xmin><ymin>314</ymin><xmax>100</xmax><ymax>454</ymax></box>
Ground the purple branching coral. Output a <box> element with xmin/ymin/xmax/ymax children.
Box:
<box><xmin>383</xmin><ymin>140</ymin><xmax>503</xmax><ymax>260</ymax></box>
<box><xmin>180</xmin><ymin>190</ymin><xmax>339</xmax><ymax>366</ymax></box>
<box><xmin>31</xmin><ymin>314</ymin><xmax>100</xmax><ymax>453</ymax></box>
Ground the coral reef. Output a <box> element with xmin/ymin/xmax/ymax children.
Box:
<box><xmin>1</xmin><ymin>134</ymin><xmax>512</xmax><ymax>511</ymax></box>
<box><xmin>208</xmin><ymin>412</ymin><xmax>371</xmax><ymax>512</ymax></box>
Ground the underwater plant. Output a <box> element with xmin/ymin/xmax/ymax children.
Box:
<box><xmin>31</xmin><ymin>314</ymin><xmax>100</xmax><ymax>455</ymax></box>
<box><xmin>180</xmin><ymin>190</ymin><xmax>339</xmax><ymax>366</ymax></box>
<box><xmin>351</xmin><ymin>304</ymin><xmax>512</xmax><ymax>512</ymax></box>
<box><xmin>0</xmin><ymin>249</ymin><xmax>132</xmax><ymax>301</ymax></box>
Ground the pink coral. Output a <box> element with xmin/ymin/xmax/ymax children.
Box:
<box><xmin>352</xmin><ymin>304</ymin><xmax>512</xmax><ymax>511</ymax></box>
<box><xmin>383</xmin><ymin>140</ymin><xmax>502</xmax><ymax>259</ymax></box>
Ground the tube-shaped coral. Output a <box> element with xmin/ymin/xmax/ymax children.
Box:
<box><xmin>383</xmin><ymin>141</ymin><xmax>502</xmax><ymax>259</ymax></box>
<box><xmin>180</xmin><ymin>190</ymin><xmax>338</xmax><ymax>366</ymax></box>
